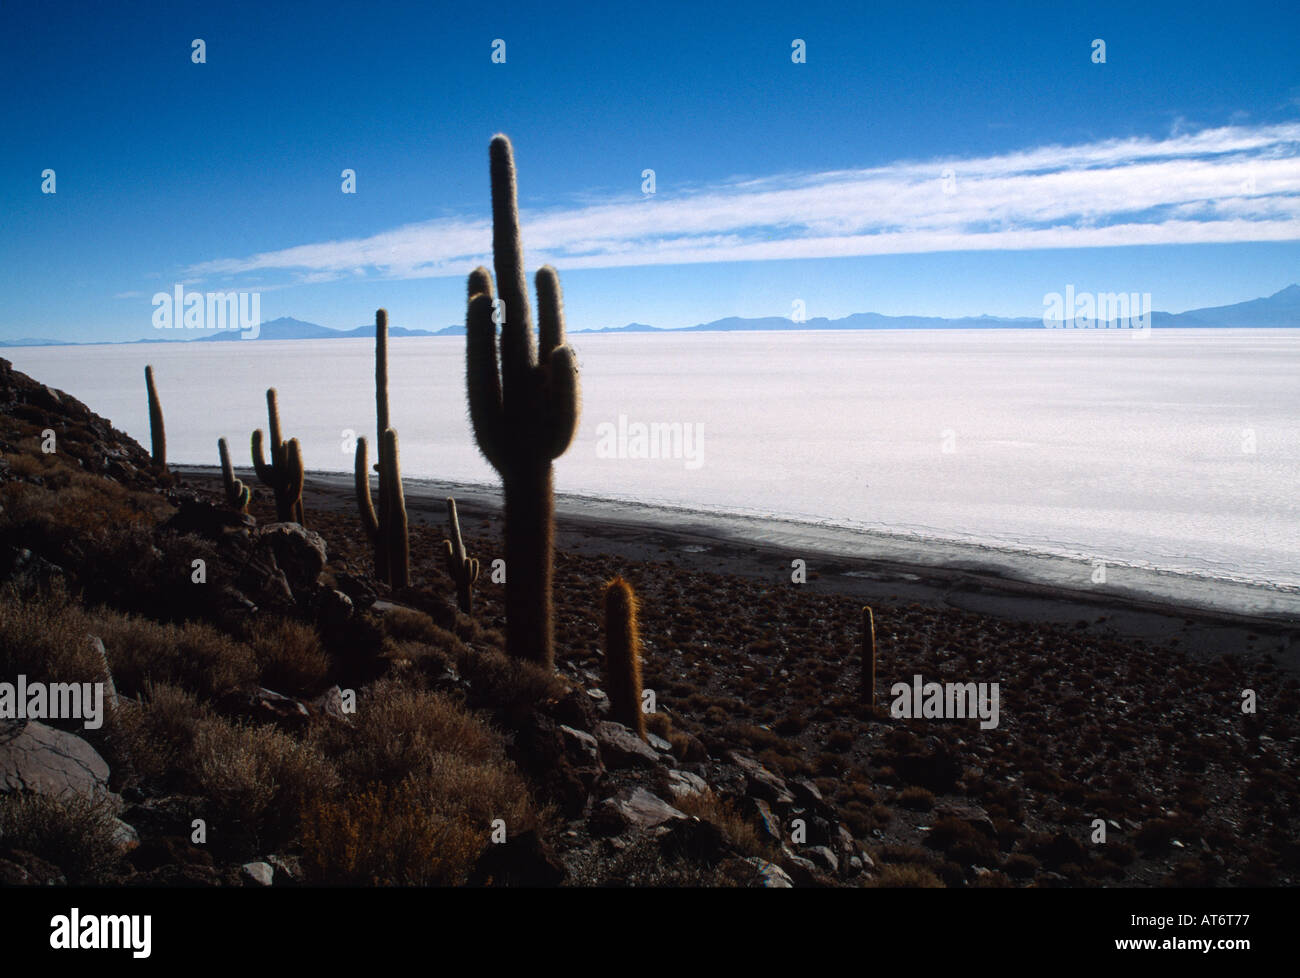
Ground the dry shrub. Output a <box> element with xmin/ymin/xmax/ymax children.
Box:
<box><xmin>0</xmin><ymin>790</ymin><xmax>124</xmax><ymax>884</ymax></box>
<box><xmin>898</xmin><ymin>786</ymin><xmax>936</xmax><ymax>811</ymax></box>
<box><xmin>0</xmin><ymin>586</ymin><xmax>110</xmax><ymax>685</ymax></box>
<box><xmin>453</xmin><ymin>645</ymin><xmax>568</xmax><ymax>713</ymax></box>
<box><xmin>115</xmin><ymin>682</ymin><xmax>211</xmax><ymax>784</ymax></box>
<box><xmin>188</xmin><ymin>716</ymin><xmax>338</xmax><ymax>847</ymax></box>
<box><xmin>0</xmin><ymin>451</ymin><xmax>167</xmax><ymax>538</ymax></box>
<box><xmin>300</xmin><ymin>778</ymin><xmax>486</xmax><ymax>885</ymax></box>
<box><xmin>248</xmin><ymin>619</ymin><xmax>331</xmax><ymax>693</ymax></box>
<box><xmin>94</xmin><ymin>613</ymin><xmax>257</xmax><ymax>700</ymax></box>
<box><xmin>382</xmin><ymin>606</ymin><xmax>466</xmax><ymax>658</ymax></box>
<box><xmin>674</xmin><ymin>790</ymin><xmax>772</xmax><ymax>860</ymax></box>
<box><xmin>867</xmin><ymin>863</ymin><xmax>945</xmax><ymax>888</ymax></box>
<box><xmin>302</xmin><ymin>679</ymin><xmax>535</xmax><ymax>878</ymax></box>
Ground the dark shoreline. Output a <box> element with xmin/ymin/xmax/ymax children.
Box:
<box><xmin>176</xmin><ymin>465</ymin><xmax>1300</xmax><ymax>674</ymax></box>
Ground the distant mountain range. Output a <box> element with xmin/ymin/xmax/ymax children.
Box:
<box><xmin>5</xmin><ymin>285</ymin><xmax>1299</xmax><ymax>348</ymax></box>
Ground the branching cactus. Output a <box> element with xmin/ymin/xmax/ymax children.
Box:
<box><xmin>443</xmin><ymin>497</ymin><xmax>480</xmax><ymax>614</ymax></box>
<box><xmin>603</xmin><ymin>576</ymin><xmax>645</xmax><ymax>739</ymax></box>
<box><xmin>465</xmin><ymin>134</ymin><xmax>581</xmax><ymax>668</ymax></box>
<box><xmin>251</xmin><ymin>388</ymin><xmax>305</xmax><ymax>524</ymax></box>
<box><xmin>355</xmin><ymin>429</ymin><xmax>410</xmax><ymax>587</ymax></box>
<box><xmin>144</xmin><ymin>365</ymin><xmax>166</xmax><ymax>467</ymax></box>
<box><xmin>354</xmin><ymin>309</ymin><xmax>409</xmax><ymax>584</ymax></box>
<box><xmin>218</xmin><ymin>437</ymin><xmax>250</xmax><ymax>513</ymax></box>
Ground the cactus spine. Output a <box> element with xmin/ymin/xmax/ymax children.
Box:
<box><xmin>355</xmin><ymin>310</ymin><xmax>409</xmax><ymax>584</ymax></box>
<box><xmin>251</xmin><ymin>388</ymin><xmax>305</xmax><ymax>524</ymax></box>
<box><xmin>603</xmin><ymin>576</ymin><xmax>645</xmax><ymax>739</ymax></box>
<box><xmin>861</xmin><ymin>606</ymin><xmax>876</xmax><ymax>708</ymax></box>
<box><xmin>218</xmin><ymin>437</ymin><xmax>250</xmax><ymax>513</ymax></box>
<box><xmin>465</xmin><ymin>134</ymin><xmax>581</xmax><ymax>668</ymax></box>
<box><xmin>144</xmin><ymin>365</ymin><xmax>166</xmax><ymax>467</ymax></box>
<box><xmin>443</xmin><ymin>497</ymin><xmax>480</xmax><ymax>614</ymax></box>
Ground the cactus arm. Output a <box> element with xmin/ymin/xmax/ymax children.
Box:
<box><xmin>535</xmin><ymin>266</ymin><xmax>565</xmax><ymax>360</ymax></box>
<box><xmin>447</xmin><ymin>496</ymin><xmax>466</xmax><ymax>561</ymax></box>
<box><xmin>466</xmin><ymin>290</ymin><xmax>506</xmax><ymax>473</ymax></box>
<box><xmin>219</xmin><ymin>437</ymin><xmax>249</xmax><ymax>513</ymax></box>
<box><xmin>355</xmin><ymin>436</ymin><xmax>378</xmax><ymax>540</ymax></box>
<box><xmin>286</xmin><ymin>438</ymin><xmax>305</xmax><ymax>526</ymax></box>
<box><xmin>251</xmin><ymin>429</ymin><xmax>273</xmax><ymax>484</ymax></box>
<box><xmin>545</xmin><ymin>345</ymin><xmax>581</xmax><ymax>460</ymax></box>
<box><xmin>144</xmin><ymin>365</ymin><xmax>166</xmax><ymax>466</ymax></box>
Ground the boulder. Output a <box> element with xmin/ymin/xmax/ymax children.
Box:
<box><xmin>241</xmin><ymin>861</ymin><xmax>274</xmax><ymax>886</ymax></box>
<box><xmin>744</xmin><ymin>857</ymin><xmax>794</xmax><ymax>888</ymax></box>
<box><xmin>594</xmin><ymin>721</ymin><xmax>660</xmax><ymax>769</ymax></box>
<box><xmin>590</xmin><ymin>787</ymin><xmax>687</xmax><ymax>836</ymax></box>
<box><xmin>727</xmin><ymin>750</ymin><xmax>794</xmax><ymax>806</ymax></box>
<box><xmin>0</xmin><ymin>720</ymin><xmax>110</xmax><ymax>799</ymax></box>
<box><xmin>257</xmin><ymin>523</ymin><xmax>327</xmax><ymax>592</ymax></box>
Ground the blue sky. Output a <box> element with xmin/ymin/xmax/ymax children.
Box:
<box><xmin>2</xmin><ymin>0</ymin><xmax>1298</xmax><ymax>342</ymax></box>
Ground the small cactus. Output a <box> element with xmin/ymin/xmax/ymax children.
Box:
<box><xmin>251</xmin><ymin>388</ymin><xmax>305</xmax><ymax>524</ymax></box>
<box><xmin>862</xmin><ymin>606</ymin><xmax>876</xmax><ymax>709</ymax></box>
<box><xmin>443</xmin><ymin>497</ymin><xmax>480</xmax><ymax>614</ymax></box>
<box><xmin>603</xmin><ymin>576</ymin><xmax>645</xmax><ymax>739</ymax></box>
<box><xmin>464</xmin><ymin>134</ymin><xmax>581</xmax><ymax>668</ymax></box>
<box><xmin>218</xmin><ymin>437</ymin><xmax>250</xmax><ymax>513</ymax></box>
<box><xmin>144</xmin><ymin>365</ymin><xmax>166</xmax><ymax>467</ymax></box>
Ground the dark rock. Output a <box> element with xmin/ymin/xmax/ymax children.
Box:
<box><xmin>745</xmin><ymin>797</ymin><xmax>783</xmax><ymax>844</ymax></box>
<box><xmin>335</xmin><ymin>572</ymin><xmax>377</xmax><ymax>611</ymax></box>
<box><xmin>656</xmin><ymin>816</ymin><xmax>735</xmax><ymax>866</ymax></box>
<box><xmin>742</xmin><ymin>857</ymin><xmax>794</xmax><ymax>888</ymax></box>
<box><xmin>161</xmin><ymin>499</ymin><xmax>254</xmax><ymax>539</ymax></box>
<box><xmin>257</xmin><ymin>523</ymin><xmax>327</xmax><ymax>593</ymax></box>
<box><xmin>469</xmin><ymin>829</ymin><xmax>566</xmax><ymax>886</ymax></box>
<box><xmin>594</xmin><ymin>721</ymin><xmax>661</xmax><ymax>769</ymax></box>
<box><xmin>0</xmin><ymin>847</ymin><xmax>67</xmax><ymax>886</ymax></box>
<box><xmin>590</xmin><ymin>787</ymin><xmax>687</xmax><ymax>836</ymax></box>
<box><xmin>315</xmin><ymin>588</ymin><xmax>354</xmax><ymax>628</ymax></box>
<box><xmin>727</xmin><ymin>751</ymin><xmax>794</xmax><ymax>806</ymax></box>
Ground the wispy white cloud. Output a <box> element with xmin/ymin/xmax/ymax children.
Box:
<box><xmin>186</xmin><ymin>122</ymin><xmax>1300</xmax><ymax>284</ymax></box>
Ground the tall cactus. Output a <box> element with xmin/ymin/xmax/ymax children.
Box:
<box><xmin>443</xmin><ymin>497</ymin><xmax>480</xmax><ymax>614</ymax></box>
<box><xmin>355</xmin><ymin>309</ymin><xmax>408</xmax><ymax>584</ymax></box>
<box><xmin>144</xmin><ymin>365</ymin><xmax>166</xmax><ymax>467</ymax></box>
<box><xmin>251</xmin><ymin>388</ymin><xmax>305</xmax><ymax>524</ymax></box>
<box><xmin>603</xmin><ymin>576</ymin><xmax>645</xmax><ymax>739</ymax></box>
<box><xmin>465</xmin><ymin>134</ymin><xmax>581</xmax><ymax>668</ymax></box>
<box><xmin>381</xmin><ymin>428</ymin><xmax>409</xmax><ymax>588</ymax></box>
<box><xmin>218</xmin><ymin>437</ymin><xmax>250</xmax><ymax>513</ymax></box>
<box><xmin>355</xmin><ymin>429</ymin><xmax>410</xmax><ymax>588</ymax></box>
